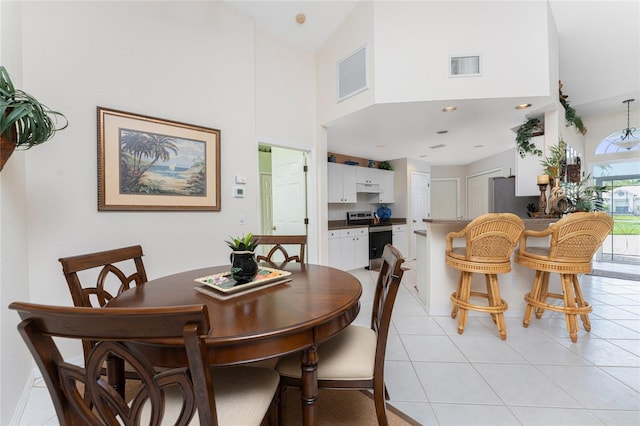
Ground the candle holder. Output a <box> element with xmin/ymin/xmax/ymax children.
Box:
<box><xmin>537</xmin><ymin>183</ymin><xmax>548</xmax><ymax>215</ymax></box>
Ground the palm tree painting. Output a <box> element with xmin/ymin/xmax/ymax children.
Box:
<box><xmin>118</xmin><ymin>128</ymin><xmax>206</xmax><ymax>196</ymax></box>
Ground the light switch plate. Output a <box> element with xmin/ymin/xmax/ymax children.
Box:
<box><xmin>232</xmin><ymin>187</ymin><xmax>245</xmax><ymax>198</ymax></box>
<box><xmin>235</xmin><ymin>176</ymin><xmax>246</xmax><ymax>184</ymax></box>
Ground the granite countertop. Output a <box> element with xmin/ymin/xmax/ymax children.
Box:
<box><xmin>329</xmin><ymin>218</ymin><xmax>407</xmax><ymax>230</ymax></box>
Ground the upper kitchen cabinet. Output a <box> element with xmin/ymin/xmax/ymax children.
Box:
<box><xmin>328</xmin><ymin>162</ymin><xmax>357</xmax><ymax>203</ymax></box>
<box><xmin>516</xmin><ymin>135</ymin><xmax>544</xmax><ymax>196</ymax></box>
<box><xmin>355</xmin><ymin>166</ymin><xmax>395</xmax><ymax>203</ymax></box>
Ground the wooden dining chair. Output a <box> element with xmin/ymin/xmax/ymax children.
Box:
<box><xmin>254</xmin><ymin>234</ymin><xmax>307</xmax><ymax>267</ymax></box>
<box><xmin>276</xmin><ymin>244</ymin><xmax>405</xmax><ymax>426</ymax></box>
<box><xmin>516</xmin><ymin>211</ymin><xmax>613</xmax><ymax>342</ymax></box>
<box><xmin>9</xmin><ymin>302</ymin><xmax>280</xmax><ymax>426</ymax></box>
<box><xmin>59</xmin><ymin>245</ymin><xmax>148</xmax><ymax>309</ymax></box>
<box><xmin>446</xmin><ymin>213</ymin><xmax>525</xmax><ymax>340</ymax></box>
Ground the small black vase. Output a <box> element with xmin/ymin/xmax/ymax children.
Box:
<box><xmin>230</xmin><ymin>251</ymin><xmax>258</xmax><ymax>284</ymax></box>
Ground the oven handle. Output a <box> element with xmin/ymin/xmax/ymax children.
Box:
<box><xmin>368</xmin><ymin>226</ymin><xmax>393</xmax><ymax>233</ymax></box>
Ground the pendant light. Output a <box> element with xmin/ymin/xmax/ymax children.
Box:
<box><xmin>612</xmin><ymin>99</ymin><xmax>638</xmax><ymax>150</ymax></box>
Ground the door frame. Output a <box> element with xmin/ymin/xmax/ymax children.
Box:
<box><xmin>257</xmin><ymin>137</ymin><xmax>317</xmax><ymax>263</ymax></box>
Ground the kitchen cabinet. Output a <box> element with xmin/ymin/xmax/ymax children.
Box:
<box><xmin>392</xmin><ymin>224</ymin><xmax>408</xmax><ymax>258</ymax></box>
<box><xmin>327</xmin><ymin>227</ymin><xmax>368</xmax><ymax>270</ymax></box>
<box><xmin>515</xmin><ymin>135</ymin><xmax>543</xmax><ymax>196</ymax></box>
<box><xmin>377</xmin><ymin>169</ymin><xmax>395</xmax><ymax>203</ymax></box>
<box><xmin>328</xmin><ymin>163</ymin><xmax>357</xmax><ymax>203</ymax></box>
<box><xmin>356</xmin><ymin>167</ymin><xmax>395</xmax><ymax>203</ymax></box>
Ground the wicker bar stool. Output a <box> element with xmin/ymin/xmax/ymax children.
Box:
<box><xmin>516</xmin><ymin>212</ymin><xmax>613</xmax><ymax>342</ymax></box>
<box><xmin>446</xmin><ymin>213</ymin><xmax>525</xmax><ymax>340</ymax></box>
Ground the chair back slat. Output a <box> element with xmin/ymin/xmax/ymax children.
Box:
<box><xmin>371</xmin><ymin>244</ymin><xmax>405</xmax><ymax>369</ymax></box>
<box><xmin>59</xmin><ymin>245</ymin><xmax>148</xmax><ymax>308</ymax></box>
<box><xmin>254</xmin><ymin>235</ymin><xmax>307</xmax><ymax>267</ymax></box>
<box><xmin>9</xmin><ymin>302</ymin><xmax>214</xmax><ymax>426</ymax></box>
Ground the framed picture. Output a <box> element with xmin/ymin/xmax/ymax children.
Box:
<box><xmin>97</xmin><ymin>107</ymin><xmax>221</xmax><ymax>211</ymax></box>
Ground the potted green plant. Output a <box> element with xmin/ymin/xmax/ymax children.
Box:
<box><xmin>540</xmin><ymin>139</ymin><xmax>566</xmax><ymax>179</ymax></box>
<box><xmin>561</xmin><ymin>174</ymin><xmax>606</xmax><ymax>212</ymax></box>
<box><xmin>225</xmin><ymin>232</ymin><xmax>260</xmax><ymax>283</ymax></box>
<box><xmin>515</xmin><ymin>118</ymin><xmax>543</xmax><ymax>158</ymax></box>
<box><xmin>0</xmin><ymin>66</ymin><xmax>68</xmax><ymax>171</ymax></box>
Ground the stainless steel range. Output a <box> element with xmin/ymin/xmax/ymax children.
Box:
<box><xmin>346</xmin><ymin>211</ymin><xmax>393</xmax><ymax>269</ymax></box>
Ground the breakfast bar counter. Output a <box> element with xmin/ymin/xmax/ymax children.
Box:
<box><xmin>415</xmin><ymin>217</ymin><xmax>558</xmax><ymax>316</ymax></box>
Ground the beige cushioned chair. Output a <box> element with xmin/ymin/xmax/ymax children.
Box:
<box><xmin>516</xmin><ymin>211</ymin><xmax>613</xmax><ymax>342</ymax></box>
<box><xmin>10</xmin><ymin>302</ymin><xmax>279</xmax><ymax>426</ymax></box>
<box><xmin>446</xmin><ymin>213</ymin><xmax>525</xmax><ymax>340</ymax></box>
<box><xmin>276</xmin><ymin>244</ymin><xmax>405</xmax><ymax>426</ymax></box>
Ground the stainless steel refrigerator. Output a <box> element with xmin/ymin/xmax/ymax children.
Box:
<box><xmin>489</xmin><ymin>177</ymin><xmax>538</xmax><ymax>218</ymax></box>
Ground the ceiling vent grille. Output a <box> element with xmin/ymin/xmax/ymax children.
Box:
<box><xmin>337</xmin><ymin>46</ymin><xmax>368</xmax><ymax>102</ymax></box>
<box><xmin>450</xmin><ymin>55</ymin><xmax>481</xmax><ymax>77</ymax></box>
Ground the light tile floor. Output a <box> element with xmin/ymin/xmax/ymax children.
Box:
<box><xmin>17</xmin><ymin>261</ymin><xmax>640</xmax><ymax>425</ymax></box>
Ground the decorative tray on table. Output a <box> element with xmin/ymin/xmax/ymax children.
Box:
<box><xmin>193</xmin><ymin>267</ymin><xmax>291</xmax><ymax>300</ymax></box>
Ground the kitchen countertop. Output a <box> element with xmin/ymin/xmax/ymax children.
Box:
<box><xmin>423</xmin><ymin>217</ymin><xmax>558</xmax><ymax>226</ymax></box>
<box><xmin>329</xmin><ymin>218</ymin><xmax>407</xmax><ymax>230</ymax></box>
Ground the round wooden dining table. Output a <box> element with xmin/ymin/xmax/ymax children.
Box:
<box><xmin>107</xmin><ymin>262</ymin><xmax>362</xmax><ymax>426</ymax></box>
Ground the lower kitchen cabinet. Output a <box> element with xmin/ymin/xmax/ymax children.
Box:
<box><xmin>328</xmin><ymin>227</ymin><xmax>369</xmax><ymax>271</ymax></box>
<box><xmin>392</xmin><ymin>224</ymin><xmax>408</xmax><ymax>258</ymax></box>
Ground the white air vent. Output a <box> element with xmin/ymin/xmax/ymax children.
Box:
<box><xmin>337</xmin><ymin>46</ymin><xmax>368</xmax><ymax>102</ymax></box>
<box><xmin>430</xmin><ymin>144</ymin><xmax>446</xmax><ymax>149</ymax></box>
<box><xmin>450</xmin><ymin>55</ymin><xmax>481</xmax><ymax>77</ymax></box>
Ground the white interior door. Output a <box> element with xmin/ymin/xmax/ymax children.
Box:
<box><xmin>466</xmin><ymin>169</ymin><xmax>501</xmax><ymax>218</ymax></box>
<box><xmin>271</xmin><ymin>146</ymin><xmax>308</xmax><ymax>236</ymax></box>
<box><xmin>431</xmin><ymin>179</ymin><xmax>460</xmax><ymax>219</ymax></box>
<box><xmin>409</xmin><ymin>171</ymin><xmax>431</xmax><ymax>259</ymax></box>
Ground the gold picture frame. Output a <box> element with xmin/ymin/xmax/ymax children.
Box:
<box><xmin>97</xmin><ymin>107</ymin><xmax>220</xmax><ymax>211</ymax></box>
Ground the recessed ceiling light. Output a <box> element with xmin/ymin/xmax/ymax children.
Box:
<box><xmin>474</xmin><ymin>145</ymin><xmax>484</xmax><ymax>148</ymax></box>
<box><xmin>419</xmin><ymin>154</ymin><xmax>428</xmax><ymax>158</ymax></box>
<box><xmin>295</xmin><ymin>13</ymin><xmax>306</xmax><ymax>24</ymax></box>
<box><xmin>442</xmin><ymin>106</ymin><xmax>457</xmax><ymax>112</ymax></box>
<box><xmin>436</xmin><ymin>130</ymin><xmax>448</xmax><ymax>134</ymax></box>
<box><xmin>515</xmin><ymin>103</ymin><xmax>531</xmax><ymax>110</ymax></box>
<box><xmin>430</xmin><ymin>144</ymin><xmax>445</xmax><ymax>149</ymax></box>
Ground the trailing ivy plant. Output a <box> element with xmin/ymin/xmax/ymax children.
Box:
<box><xmin>559</xmin><ymin>81</ymin><xmax>586</xmax><ymax>135</ymax></box>
<box><xmin>515</xmin><ymin>118</ymin><xmax>543</xmax><ymax>158</ymax></box>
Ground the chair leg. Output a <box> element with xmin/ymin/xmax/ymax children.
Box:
<box><xmin>373</xmin><ymin>381</ymin><xmax>389</xmax><ymax>426</ymax></box>
<box><xmin>486</xmin><ymin>274</ymin><xmax>507</xmax><ymax>340</ymax></box>
<box><xmin>535</xmin><ymin>272</ymin><xmax>550</xmax><ymax>319</ymax></box>
<box><xmin>561</xmin><ymin>274</ymin><xmax>579</xmax><ymax>343</ymax></box>
<box><xmin>454</xmin><ymin>272</ymin><xmax>472</xmax><ymax>334</ymax></box>
<box><xmin>572</xmin><ymin>274</ymin><xmax>592</xmax><ymax>332</ymax></box>
<box><xmin>451</xmin><ymin>272</ymin><xmax>464</xmax><ymax>319</ymax></box>
<box><xmin>523</xmin><ymin>270</ymin><xmax>543</xmax><ymax>327</ymax></box>
<box><xmin>277</xmin><ymin>380</ymin><xmax>287</xmax><ymax>426</ymax></box>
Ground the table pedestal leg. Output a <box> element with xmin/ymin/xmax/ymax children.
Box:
<box><xmin>300</xmin><ymin>346</ymin><xmax>318</xmax><ymax>426</ymax></box>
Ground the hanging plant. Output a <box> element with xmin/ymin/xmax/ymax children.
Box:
<box><xmin>0</xmin><ymin>66</ymin><xmax>68</xmax><ymax>171</ymax></box>
<box><xmin>515</xmin><ymin>118</ymin><xmax>543</xmax><ymax>158</ymax></box>
<box><xmin>559</xmin><ymin>80</ymin><xmax>586</xmax><ymax>135</ymax></box>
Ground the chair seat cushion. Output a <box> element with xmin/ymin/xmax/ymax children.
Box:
<box><xmin>160</xmin><ymin>366</ymin><xmax>279</xmax><ymax>425</ymax></box>
<box><xmin>276</xmin><ymin>325</ymin><xmax>377</xmax><ymax>381</ymax></box>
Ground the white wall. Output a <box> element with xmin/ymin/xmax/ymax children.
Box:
<box><xmin>1</xmin><ymin>1</ymin><xmax>319</xmax><ymax>420</ymax></box>
<box><xmin>254</xmin><ymin>28</ymin><xmax>320</xmax><ymax>262</ymax></box>
<box><xmin>0</xmin><ymin>1</ymin><xmax>32</xmax><ymax>424</ymax></box>
<box><xmin>316</xmin><ymin>0</ymin><xmax>375</xmax><ymax>126</ymax></box>
<box><xmin>374</xmin><ymin>1</ymin><xmax>551</xmax><ymax>103</ymax></box>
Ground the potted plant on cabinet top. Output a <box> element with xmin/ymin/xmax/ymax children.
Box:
<box><xmin>0</xmin><ymin>66</ymin><xmax>68</xmax><ymax>171</ymax></box>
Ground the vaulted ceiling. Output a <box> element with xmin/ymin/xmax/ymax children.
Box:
<box><xmin>226</xmin><ymin>1</ymin><xmax>639</xmax><ymax>165</ymax></box>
